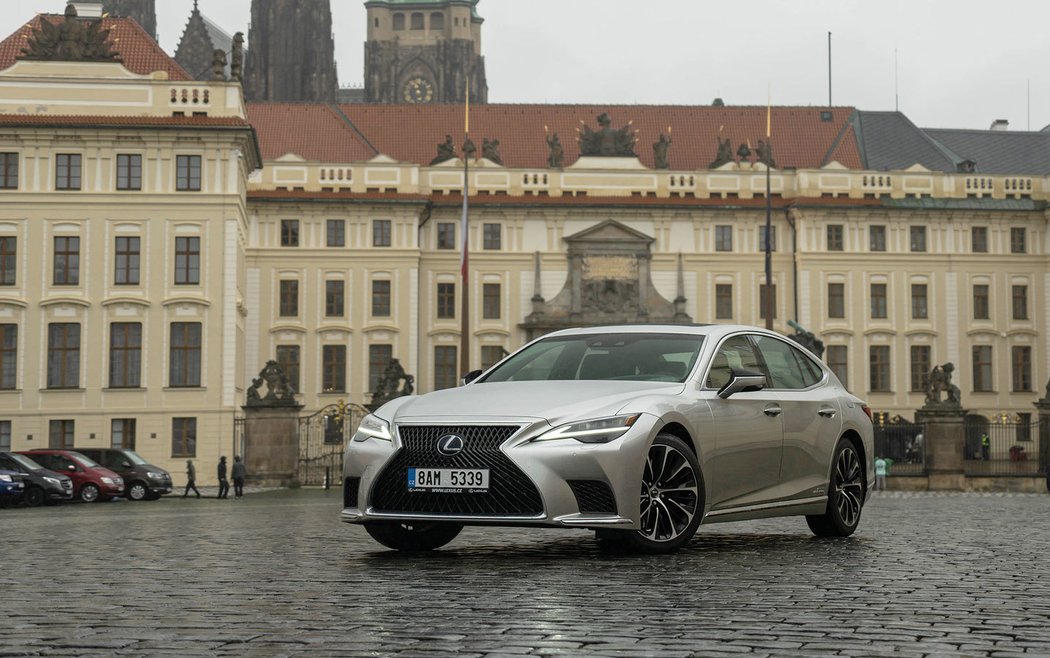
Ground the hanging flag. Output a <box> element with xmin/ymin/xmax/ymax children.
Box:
<box><xmin>460</xmin><ymin>79</ymin><xmax>470</xmax><ymax>280</ymax></box>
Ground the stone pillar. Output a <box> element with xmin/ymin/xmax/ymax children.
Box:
<box><xmin>242</xmin><ymin>405</ymin><xmax>303</xmax><ymax>488</ymax></box>
<box><xmin>916</xmin><ymin>408</ymin><xmax>967</xmax><ymax>491</ymax></box>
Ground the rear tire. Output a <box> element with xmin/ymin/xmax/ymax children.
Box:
<box><xmin>600</xmin><ymin>433</ymin><xmax>704</xmax><ymax>554</ymax></box>
<box><xmin>364</xmin><ymin>522</ymin><xmax>463</xmax><ymax>551</ymax></box>
<box><xmin>126</xmin><ymin>481</ymin><xmax>149</xmax><ymax>501</ymax></box>
<box><xmin>23</xmin><ymin>486</ymin><xmax>46</xmax><ymax>507</ymax></box>
<box><xmin>807</xmin><ymin>437</ymin><xmax>865</xmax><ymax>537</ymax></box>
<box><xmin>79</xmin><ymin>483</ymin><xmax>100</xmax><ymax>503</ymax></box>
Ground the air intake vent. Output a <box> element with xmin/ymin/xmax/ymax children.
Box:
<box><xmin>567</xmin><ymin>480</ymin><xmax>617</xmax><ymax>514</ymax></box>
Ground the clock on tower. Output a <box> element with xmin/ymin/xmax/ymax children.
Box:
<box><xmin>403</xmin><ymin>77</ymin><xmax>435</xmax><ymax>104</ymax></box>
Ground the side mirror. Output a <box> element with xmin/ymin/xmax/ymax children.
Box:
<box><xmin>461</xmin><ymin>369</ymin><xmax>483</xmax><ymax>385</ymax></box>
<box><xmin>717</xmin><ymin>368</ymin><xmax>767</xmax><ymax>399</ymax></box>
<box><xmin>67</xmin><ymin>464</ymin><xmax>76</xmax><ymax>472</ymax></box>
<box><xmin>121</xmin><ymin>461</ymin><xmax>132</xmax><ymax>468</ymax></box>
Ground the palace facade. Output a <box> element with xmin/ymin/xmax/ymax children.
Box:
<box><xmin>0</xmin><ymin>8</ymin><xmax>1047</xmax><ymax>482</ymax></box>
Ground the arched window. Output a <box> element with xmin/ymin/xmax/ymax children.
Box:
<box><xmin>411</xmin><ymin>12</ymin><xmax>424</xmax><ymax>30</ymax></box>
<box><xmin>430</xmin><ymin>12</ymin><xmax>445</xmax><ymax>30</ymax></box>
<box><xmin>392</xmin><ymin>13</ymin><xmax>405</xmax><ymax>30</ymax></box>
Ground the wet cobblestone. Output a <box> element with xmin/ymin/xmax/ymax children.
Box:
<box><xmin>0</xmin><ymin>490</ymin><xmax>1048</xmax><ymax>656</ymax></box>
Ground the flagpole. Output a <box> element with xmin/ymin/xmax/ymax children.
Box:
<box><xmin>764</xmin><ymin>85</ymin><xmax>773</xmax><ymax>330</ymax></box>
<box><xmin>459</xmin><ymin>79</ymin><xmax>471</xmax><ymax>376</ymax></box>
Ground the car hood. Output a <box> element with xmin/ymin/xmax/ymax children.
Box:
<box><xmin>387</xmin><ymin>380</ymin><xmax>686</xmax><ymax>426</ymax></box>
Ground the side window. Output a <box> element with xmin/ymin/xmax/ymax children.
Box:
<box><xmin>755</xmin><ymin>337</ymin><xmax>810</xmax><ymax>388</ymax></box>
<box><xmin>55</xmin><ymin>456</ymin><xmax>76</xmax><ymax>472</ymax></box>
<box><xmin>706</xmin><ymin>335</ymin><xmax>763</xmax><ymax>389</ymax></box>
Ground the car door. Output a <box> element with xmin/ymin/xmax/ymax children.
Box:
<box><xmin>752</xmin><ymin>335</ymin><xmax>842</xmax><ymax>501</ymax></box>
<box><xmin>702</xmin><ymin>333</ymin><xmax>784</xmax><ymax>508</ymax></box>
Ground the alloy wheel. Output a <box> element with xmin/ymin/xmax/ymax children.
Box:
<box><xmin>833</xmin><ymin>445</ymin><xmax>863</xmax><ymax>528</ymax></box>
<box><xmin>638</xmin><ymin>442</ymin><xmax>700</xmax><ymax>542</ymax></box>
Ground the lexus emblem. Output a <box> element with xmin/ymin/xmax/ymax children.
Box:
<box><xmin>437</xmin><ymin>434</ymin><xmax>465</xmax><ymax>457</ymax></box>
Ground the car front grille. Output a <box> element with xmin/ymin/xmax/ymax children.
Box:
<box><xmin>370</xmin><ymin>425</ymin><xmax>543</xmax><ymax>516</ymax></box>
<box><xmin>567</xmin><ymin>480</ymin><xmax>618</xmax><ymax>514</ymax></box>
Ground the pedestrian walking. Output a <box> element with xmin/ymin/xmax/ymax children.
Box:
<box><xmin>182</xmin><ymin>459</ymin><xmax>201</xmax><ymax>498</ymax></box>
<box><xmin>981</xmin><ymin>433</ymin><xmax>990</xmax><ymax>461</ymax></box>
<box><xmin>874</xmin><ymin>456</ymin><xmax>887</xmax><ymax>491</ymax></box>
<box><xmin>232</xmin><ymin>455</ymin><xmax>247</xmax><ymax>498</ymax></box>
<box><xmin>217</xmin><ymin>456</ymin><xmax>230</xmax><ymax>499</ymax></box>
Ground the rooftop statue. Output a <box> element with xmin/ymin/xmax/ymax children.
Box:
<box><xmin>211</xmin><ymin>49</ymin><xmax>227</xmax><ymax>81</ymax></box>
<box><xmin>245</xmin><ymin>360</ymin><xmax>298</xmax><ymax>407</ymax></box>
<box><xmin>482</xmin><ymin>137</ymin><xmax>502</xmax><ymax>165</ymax></box>
<box><xmin>230</xmin><ymin>32</ymin><xmax>245</xmax><ymax>82</ymax></box>
<box><xmin>431</xmin><ymin>135</ymin><xmax>456</xmax><ymax>165</ymax></box>
<box><xmin>546</xmin><ymin>131</ymin><xmax>564</xmax><ymax>168</ymax></box>
<box><xmin>709</xmin><ymin>136</ymin><xmax>734</xmax><ymax>168</ymax></box>
<box><xmin>756</xmin><ymin>139</ymin><xmax>776</xmax><ymax>168</ymax></box>
<box><xmin>653</xmin><ymin>132</ymin><xmax>672</xmax><ymax>169</ymax></box>
<box><xmin>578</xmin><ymin>113</ymin><xmax>637</xmax><ymax>157</ymax></box>
<box><xmin>370</xmin><ymin>358</ymin><xmax>415</xmax><ymax>411</ymax></box>
<box><xmin>20</xmin><ymin>5</ymin><xmax>119</xmax><ymax>62</ymax></box>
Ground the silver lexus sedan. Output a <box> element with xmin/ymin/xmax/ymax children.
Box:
<box><xmin>342</xmin><ymin>324</ymin><xmax>874</xmax><ymax>554</ymax></box>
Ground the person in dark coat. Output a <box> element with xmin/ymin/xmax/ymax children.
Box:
<box><xmin>231</xmin><ymin>455</ymin><xmax>247</xmax><ymax>498</ymax></box>
<box><xmin>182</xmin><ymin>459</ymin><xmax>201</xmax><ymax>498</ymax></box>
<box><xmin>217</xmin><ymin>456</ymin><xmax>230</xmax><ymax>499</ymax></box>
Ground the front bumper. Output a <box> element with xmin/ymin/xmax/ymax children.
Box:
<box><xmin>0</xmin><ymin>482</ymin><xmax>23</xmax><ymax>496</ymax></box>
<box><xmin>341</xmin><ymin>415</ymin><xmax>658</xmax><ymax>530</ymax></box>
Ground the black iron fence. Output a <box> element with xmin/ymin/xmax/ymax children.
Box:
<box><xmin>872</xmin><ymin>414</ymin><xmax>926</xmax><ymax>476</ymax></box>
<box><xmin>963</xmin><ymin>416</ymin><xmax>1043</xmax><ymax>476</ymax></box>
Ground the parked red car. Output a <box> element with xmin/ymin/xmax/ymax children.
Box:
<box><xmin>16</xmin><ymin>450</ymin><xmax>124</xmax><ymax>502</ymax></box>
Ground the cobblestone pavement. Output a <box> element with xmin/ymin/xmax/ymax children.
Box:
<box><xmin>1</xmin><ymin>490</ymin><xmax>1049</xmax><ymax>657</ymax></box>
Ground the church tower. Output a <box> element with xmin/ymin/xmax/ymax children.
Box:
<box><xmin>243</xmin><ymin>0</ymin><xmax>339</xmax><ymax>102</ymax></box>
<box><xmin>175</xmin><ymin>1</ymin><xmax>243</xmax><ymax>82</ymax></box>
<box><xmin>364</xmin><ymin>0</ymin><xmax>488</xmax><ymax>105</ymax></box>
<box><xmin>100</xmin><ymin>0</ymin><xmax>157</xmax><ymax>40</ymax></box>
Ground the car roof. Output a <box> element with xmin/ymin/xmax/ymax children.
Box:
<box><xmin>541</xmin><ymin>324</ymin><xmax>782</xmax><ymax>340</ymax></box>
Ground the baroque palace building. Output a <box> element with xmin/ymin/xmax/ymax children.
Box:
<box><xmin>0</xmin><ymin>4</ymin><xmax>1047</xmax><ymax>482</ymax></box>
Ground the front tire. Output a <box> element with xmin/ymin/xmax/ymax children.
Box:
<box><xmin>126</xmin><ymin>481</ymin><xmax>149</xmax><ymax>501</ymax></box>
<box><xmin>807</xmin><ymin>438</ymin><xmax>865</xmax><ymax>537</ymax></box>
<box><xmin>364</xmin><ymin>522</ymin><xmax>463</xmax><ymax>551</ymax></box>
<box><xmin>602</xmin><ymin>433</ymin><xmax>705</xmax><ymax>554</ymax></box>
<box><xmin>23</xmin><ymin>486</ymin><xmax>46</xmax><ymax>507</ymax></box>
<box><xmin>79</xmin><ymin>483</ymin><xmax>100</xmax><ymax>503</ymax></box>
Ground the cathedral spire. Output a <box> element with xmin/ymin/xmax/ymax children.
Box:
<box><xmin>243</xmin><ymin>0</ymin><xmax>338</xmax><ymax>102</ymax></box>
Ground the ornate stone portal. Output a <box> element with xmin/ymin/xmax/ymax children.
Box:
<box><xmin>522</xmin><ymin>220</ymin><xmax>690</xmax><ymax>340</ymax></box>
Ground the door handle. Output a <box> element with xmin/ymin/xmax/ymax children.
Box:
<box><xmin>818</xmin><ymin>408</ymin><xmax>837</xmax><ymax>418</ymax></box>
<box><xmin>764</xmin><ymin>405</ymin><xmax>782</xmax><ymax>417</ymax></box>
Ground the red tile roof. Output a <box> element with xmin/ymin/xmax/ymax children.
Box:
<box><xmin>246</xmin><ymin>103</ymin><xmax>378</xmax><ymax>162</ymax></box>
<box><xmin>0</xmin><ymin>14</ymin><xmax>190</xmax><ymax>81</ymax></box>
<box><xmin>247</xmin><ymin>102</ymin><xmax>862</xmax><ymax>170</ymax></box>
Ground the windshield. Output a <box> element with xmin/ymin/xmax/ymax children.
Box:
<box><xmin>482</xmin><ymin>333</ymin><xmax>704</xmax><ymax>383</ymax></box>
<box><xmin>122</xmin><ymin>450</ymin><xmax>148</xmax><ymax>465</ymax></box>
<box><xmin>8</xmin><ymin>453</ymin><xmax>44</xmax><ymax>471</ymax></box>
<box><xmin>69</xmin><ymin>452</ymin><xmax>100</xmax><ymax>469</ymax></box>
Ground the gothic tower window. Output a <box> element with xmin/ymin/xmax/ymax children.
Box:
<box><xmin>411</xmin><ymin>13</ymin><xmax>425</xmax><ymax>30</ymax></box>
<box><xmin>430</xmin><ymin>12</ymin><xmax>445</xmax><ymax>30</ymax></box>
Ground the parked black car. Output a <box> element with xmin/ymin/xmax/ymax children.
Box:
<box><xmin>75</xmin><ymin>449</ymin><xmax>172</xmax><ymax>501</ymax></box>
<box><xmin>0</xmin><ymin>451</ymin><xmax>74</xmax><ymax>506</ymax></box>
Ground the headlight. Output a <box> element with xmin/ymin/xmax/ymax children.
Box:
<box><xmin>147</xmin><ymin>472</ymin><xmax>165</xmax><ymax>480</ymax></box>
<box><xmin>534</xmin><ymin>414</ymin><xmax>641</xmax><ymax>444</ymax></box>
<box><xmin>353</xmin><ymin>414</ymin><xmax>393</xmax><ymax>442</ymax></box>
<box><xmin>101</xmin><ymin>477</ymin><xmax>114</xmax><ymax>485</ymax></box>
<box><xmin>0</xmin><ymin>474</ymin><xmax>11</xmax><ymax>482</ymax></box>
<box><xmin>43</xmin><ymin>477</ymin><xmax>60</xmax><ymax>486</ymax></box>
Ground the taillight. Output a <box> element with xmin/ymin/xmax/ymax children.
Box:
<box><xmin>861</xmin><ymin>404</ymin><xmax>873</xmax><ymax>422</ymax></box>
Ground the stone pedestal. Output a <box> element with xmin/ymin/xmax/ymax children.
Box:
<box><xmin>242</xmin><ymin>405</ymin><xmax>303</xmax><ymax>488</ymax></box>
<box><xmin>916</xmin><ymin>408</ymin><xmax>967</xmax><ymax>491</ymax></box>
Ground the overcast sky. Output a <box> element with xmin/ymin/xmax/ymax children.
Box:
<box><xmin>6</xmin><ymin>0</ymin><xmax>1050</xmax><ymax>130</ymax></box>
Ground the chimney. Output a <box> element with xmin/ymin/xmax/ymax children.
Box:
<box><xmin>67</xmin><ymin>1</ymin><xmax>103</xmax><ymax>18</ymax></box>
<box><xmin>989</xmin><ymin>119</ymin><xmax>1009</xmax><ymax>131</ymax></box>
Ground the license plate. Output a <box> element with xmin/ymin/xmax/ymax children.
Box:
<box><xmin>407</xmin><ymin>468</ymin><xmax>489</xmax><ymax>492</ymax></box>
